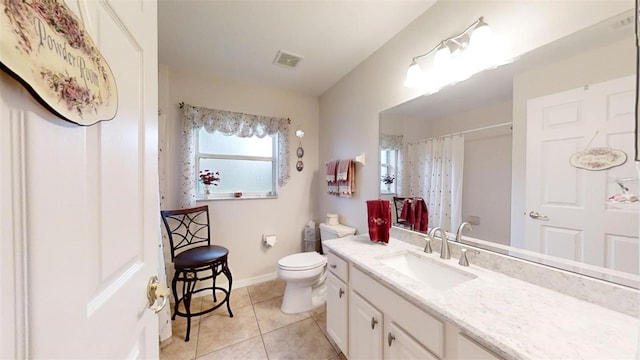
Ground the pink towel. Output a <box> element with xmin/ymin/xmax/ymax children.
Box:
<box><xmin>367</xmin><ymin>200</ymin><xmax>391</xmax><ymax>243</ymax></box>
<box><xmin>338</xmin><ymin>160</ymin><xmax>355</xmax><ymax>197</ymax></box>
<box><xmin>326</xmin><ymin>160</ymin><xmax>338</xmax><ymax>195</ymax></box>
<box><xmin>336</xmin><ymin>160</ymin><xmax>349</xmax><ymax>181</ymax></box>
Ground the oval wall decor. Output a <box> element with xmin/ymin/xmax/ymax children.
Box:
<box><xmin>569</xmin><ymin>147</ymin><xmax>627</xmax><ymax>171</ymax></box>
<box><xmin>1</xmin><ymin>0</ymin><xmax>117</xmax><ymax>126</ymax></box>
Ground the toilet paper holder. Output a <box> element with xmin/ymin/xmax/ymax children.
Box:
<box><xmin>263</xmin><ymin>234</ymin><xmax>277</xmax><ymax>247</ymax></box>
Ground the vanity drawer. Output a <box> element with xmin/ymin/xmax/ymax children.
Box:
<box><xmin>327</xmin><ymin>251</ymin><xmax>348</xmax><ymax>282</ymax></box>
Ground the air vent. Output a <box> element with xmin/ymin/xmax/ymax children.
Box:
<box><xmin>273</xmin><ymin>50</ymin><xmax>303</xmax><ymax>69</ymax></box>
<box><xmin>611</xmin><ymin>15</ymin><xmax>634</xmax><ymax>29</ymax></box>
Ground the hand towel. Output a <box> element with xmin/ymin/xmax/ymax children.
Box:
<box><xmin>413</xmin><ymin>198</ymin><xmax>429</xmax><ymax>232</ymax></box>
<box><xmin>336</xmin><ymin>160</ymin><xmax>350</xmax><ymax>181</ymax></box>
<box><xmin>326</xmin><ymin>160</ymin><xmax>338</xmax><ymax>195</ymax></box>
<box><xmin>400</xmin><ymin>198</ymin><xmax>415</xmax><ymax>226</ymax></box>
<box><xmin>338</xmin><ymin>160</ymin><xmax>355</xmax><ymax>197</ymax></box>
<box><xmin>366</xmin><ymin>200</ymin><xmax>391</xmax><ymax>243</ymax></box>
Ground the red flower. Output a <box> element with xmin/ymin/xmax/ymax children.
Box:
<box><xmin>199</xmin><ymin>169</ymin><xmax>221</xmax><ymax>186</ymax></box>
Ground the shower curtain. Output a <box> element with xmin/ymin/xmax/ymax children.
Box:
<box><xmin>407</xmin><ymin>134</ymin><xmax>464</xmax><ymax>232</ymax></box>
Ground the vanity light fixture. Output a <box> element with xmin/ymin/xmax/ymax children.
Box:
<box><xmin>404</xmin><ymin>16</ymin><xmax>497</xmax><ymax>89</ymax></box>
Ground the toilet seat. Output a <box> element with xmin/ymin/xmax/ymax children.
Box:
<box><xmin>279</xmin><ymin>252</ymin><xmax>326</xmax><ymax>271</ymax></box>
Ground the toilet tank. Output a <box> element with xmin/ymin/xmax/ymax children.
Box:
<box><xmin>319</xmin><ymin>223</ymin><xmax>356</xmax><ymax>254</ymax></box>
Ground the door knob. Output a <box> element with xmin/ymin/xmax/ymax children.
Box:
<box><xmin>529</xmin><ymin>211</ymin><xmax>549</xmax><ymax>220</ymax></box>
<box><xmin>147</xmin><ymin>276</ymin><xmax>169</xmax><ymax>313</ymax></box>
<box><xmin>388</xmin><ymin>332</ymin><xmax>396</xmax><ymax>346</ymax></box>
<box><xmin>371</xmin><ymin>317</ymin><xmax>378</xmax><ymax>330</ymax></box>
<box><xmin>338</xmin><ymin>288</ymin><xmax>344</xmax><ymax>298</ymax></box>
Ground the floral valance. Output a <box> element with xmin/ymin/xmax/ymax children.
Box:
<box><xmin>179</xmin><ymin>103</ymin><xmax>290</xmax><ymax>207</ymax></box>
<box><xmin>380</xmin><ymin>134</ymin><xmax>403</xmax><ymax>150</ymax></box>
<box><xmin>183</xmin><ymin>104</ymin><xmax>290</xmax><ymax>139</ymax></box>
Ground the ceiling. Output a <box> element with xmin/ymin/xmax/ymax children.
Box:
<box><xmin>158</xmin><ymin>1</ymin><xmax>436</xmax><ymax>96</ymax></box>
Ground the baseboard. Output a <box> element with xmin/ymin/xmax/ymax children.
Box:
<box><xmin>185</xmin><ymin>271</ymin><xmax>279</xmax><ymax>298</ymax></box>
<box><xmin>231</xmin><ymin>271</ymin><xmax>278</xmax><ymax>289</ymax></box>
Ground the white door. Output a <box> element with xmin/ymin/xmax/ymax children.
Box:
<box><xmin>525</xmin><ymin>75</ymin><xmax>638</xmax><ymax>273</ymax></box>
<box><xmin>0</xmin><ymin>0</ymin><xmax>160</xmax><ymax>358</ymax></box>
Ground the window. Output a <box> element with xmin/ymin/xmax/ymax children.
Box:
<box><xmin>380</xmin><ymin>149</ymin><xmax>398</xmax><ymax>194</ymax></box>
<box><xmin>196</xmin><ymin>128</ymin><xmax>278</xmax><ymax>198</ymax></box>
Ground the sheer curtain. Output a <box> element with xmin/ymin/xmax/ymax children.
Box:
<box><xmin>406</xmin><ymin>134</ymin><xmax>464</xmax><ymax>232</ymax></box>
<box><xmin>179</xmin><ymin>103</ymin><xmax>290</xmax><ymax>208</ymax></box>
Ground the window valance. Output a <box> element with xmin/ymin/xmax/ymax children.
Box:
<box><xmin>380</xmin><ymin>134</ymin><xmax>403</xmax><ymax>150</ymax></box>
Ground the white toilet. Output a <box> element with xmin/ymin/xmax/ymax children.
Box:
<box><xmin>278</xmin><ymin>222</ymin><xmax>356</xmax><ymax>314</ymax></box>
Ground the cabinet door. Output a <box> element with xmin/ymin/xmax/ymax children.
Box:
<box><xmin>386</xmin><ymin>322</ymin><xmax>439</xmax><ymax>360</ymax></box>
<box><xmin>457</xmin><ymin>333</ymin><xmax>502</xmax><ymax>360</ymax></box>
<box><xmin>326</xmin><ymin>271</ymin><xmax>348</xmax><ymax>355</ymax></box>
<box><xmin>349</xmin><ymin>292</ymin><xmax>383</xmax><ymax>360</ymax></box>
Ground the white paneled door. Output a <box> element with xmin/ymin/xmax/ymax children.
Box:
<box><xmin>0</xmin><ymin>0</ymin><xmax>159</xmax><ymax>358</ymax></box>
<box><xmin>526</xmin><ymin>75</ymin><xmax>638</xmax><ymax>274</ymax></box>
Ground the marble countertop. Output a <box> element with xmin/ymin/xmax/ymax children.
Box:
<box><xmin>323</xmin><ymin>235</ymin><xmax>639</xmax><ymax>360</ymax></box>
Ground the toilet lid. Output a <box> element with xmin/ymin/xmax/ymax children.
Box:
<box><xmin>279</xmin><ymin>252</ymin><xmax>326</xmax><ymax>271</ymax></box>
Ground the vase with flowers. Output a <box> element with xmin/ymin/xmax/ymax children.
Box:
<box><xmin>381</xmin><ymin>173</ymin><xmax>395</xmax><ymax>192</ymax></box>
<box><xmin>199</xmin><ymin>169</ymin><xmax>220</xmax><ymax>198</ymax></box>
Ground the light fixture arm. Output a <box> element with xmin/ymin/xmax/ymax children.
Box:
<box><xmin>404</xmin><ymin>16</ymin><xmax>492</xmax><ymax>89</ymax></box>
<box><xmin>409</xmin><ymin>17</ymin><xmax>484</xmax><ymax>65</ymax></box>
<box><xmin>410</xmin><ymin>41</ymin><xmax>444</xmax><ymax>64</ymax></box>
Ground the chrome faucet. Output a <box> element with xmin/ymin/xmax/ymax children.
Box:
<box><xmin>458</xmin><ymin>247</ymin><xmax>480</xmax><ymax>267</ymax></box>
<box><xmin>430</xmin><ymin>227</ymin><xmax>450</xmax><ymax>259</ymax></box>
<box><xmin>423</xmin><ymin>237</ymin><xmax>432</xmax><ymax>253</ymax></box>
<box><xmin>423</xmin><ymin>228</ymin><xmax>435</xmax><ymax>253</ymax></box>
<box><xmin>455</xmin><ymin>222</ymin><xmax>472</xmax><ymax>243</ymax></box>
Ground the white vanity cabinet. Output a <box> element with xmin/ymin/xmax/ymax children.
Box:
<box><xmin>349</xmin><ymin>265</ymin><xmax>502</xmax><ymax>360</ymax></box>
<box><xmin>453</xmin><ymin>333</ymin><xmax>502</xmax><ymax>360</ymax></box>
<box><xmin>351</xmin><ymin>266</ymin><xmax>443</xmax><ymax>359</ymax></box>
<box><xmin>349</xmin><ymin>291</ymin><xmax>383</xmax><ymax>359</ymax></box>
<box><xmin>326</xmin><ymin>252</ymin><xmax>349</xmax><ymax>356</ymax></box>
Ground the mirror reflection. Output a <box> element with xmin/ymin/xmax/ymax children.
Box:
<box><xmin>380</xmin><ymin>9</ymin><xmax>638</xmax><ymax>288</ymax></box>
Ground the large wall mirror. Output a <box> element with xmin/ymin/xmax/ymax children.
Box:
<box><xmin>380</xmin><ymin>9</ymin><xmax>639</xmax><ymax>288</ymax></box>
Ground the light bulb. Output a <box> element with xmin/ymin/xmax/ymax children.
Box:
<box><xmin>433</xmin><ymin>42</ymin><xmax>452</xmax><ymax>68</ymax></box>
<box><xmin>469</xmin><ymin>18</ymin><xmax>491</xmax><ymax>49</ymax></box>
<box><xmin>403</xmin><ymin>60</ymin><xmax>423</xmax><ymax>88</ymax></box>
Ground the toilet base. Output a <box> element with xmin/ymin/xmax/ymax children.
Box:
<box><xmin>281</xmin><ymin>280</ymin><xmax>326</xmax><ymax>314</ymax></box>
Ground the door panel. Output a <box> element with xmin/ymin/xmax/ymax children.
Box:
<box><xmin>0</xmin><ymin>0</ymin><xmax>159</xmax><ymax>357</ymax></box>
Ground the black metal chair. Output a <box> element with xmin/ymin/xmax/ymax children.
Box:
<box><xmin>392</xmin><ymin>196</ymin><xmax>409</xmax><ymax>227</ymax></box>
<box><xmin>160</xmin><ymin>205</ymin><xmax>233</xmax><ymax>341</ymax></box>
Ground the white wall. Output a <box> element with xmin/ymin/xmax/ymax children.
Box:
<box><xmin>319</xmin><ymin>0</ymin><xmax>632</xmax><ymax>236</ymax></box>
<box><xmin>159</xmin><ymin>67</ymin><xmax>320</xmax><ymax>285</ymax></box>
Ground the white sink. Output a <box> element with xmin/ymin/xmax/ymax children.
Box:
<box><xmin>377</xmin><ymin>251</ymin><xmax>476</xmax><ymax>290</ymax></box>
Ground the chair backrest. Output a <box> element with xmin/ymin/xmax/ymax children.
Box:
<box><xmin>160</xmin><ymin>205</ymin><xmax>211</xmax><ymax>261</ymax></box>
<box><xmin>392</xmin><ymin>197</ymin><xmax>406</xmax><ymax>223</ymax></box>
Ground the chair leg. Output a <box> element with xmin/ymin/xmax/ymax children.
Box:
<box><xmin>211</xmin><ymin>264</ymin><xmax>218</xmax><ymax>302</ymax></box>
<box><xmin>183</xmin><ymin>273</ymin><xmax>197</xmax><ymax>342</ymax></box>
<box><xmin>171</xmin><ymin>271</ymin><xmax>180</xmax><ymax>321</ymax></box>
<box><xmin>222</xmin><ymin>263</ymin><xmax>234</xmax><ymax>318</ymax></box>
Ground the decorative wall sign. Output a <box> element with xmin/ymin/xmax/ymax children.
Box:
<box><xmin>569</xmin><ymin>147</ymin><xmax>627</xmax><ymax>171</ymax></box>
<box><xmin>1</xmin><ymin>0</ymin><xmax>117</xmax><ymax>126</ymax></box>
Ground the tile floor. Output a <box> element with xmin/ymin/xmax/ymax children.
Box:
<box><xmin>160</xmin><ymin>279</ymin><xmax>347</xmax><ymax>360</ymax></box>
